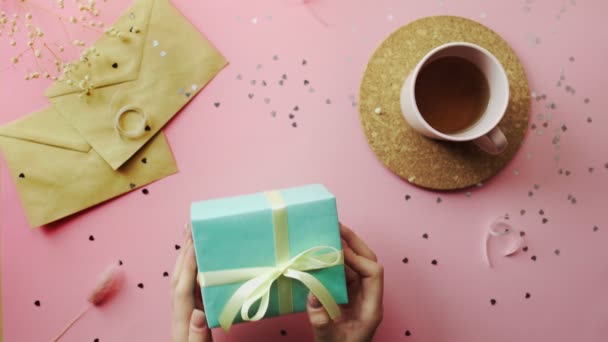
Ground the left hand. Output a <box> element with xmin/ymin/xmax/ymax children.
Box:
<box><xmin>171</xmin><ymin>225</ymin><xmax>213</xmax><ymax>342</ymax></box>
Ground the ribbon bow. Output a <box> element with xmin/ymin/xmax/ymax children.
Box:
<box><xmin>199</xmin><ymin>246</ymin><xmax>343</xmax><ymax>331</ymax></box>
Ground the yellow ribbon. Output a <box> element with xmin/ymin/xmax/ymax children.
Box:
<box><xmin>197</xmin><ymin>191</ymin><xmax>343</xmax><ymax>331</ymax></box>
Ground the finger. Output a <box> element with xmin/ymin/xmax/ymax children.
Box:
<box><xmin>188</xmin><ymin>309</ymin><xmax>213</xmax><ymax>342</ymax></box>
<box><xmin>306</xmin><ymin>293</ymin><xmax>334</xmax><ymax>342</ymax></box>
<box><xmin>340</xmin><ymin>224</ymin><xmax>377</xmax><ymax>261</ymax></box>
<box><xmin>172</xmin><ymin>223</ymin><xmax>192</xmax><ymax>290</ymax></box>
<box><xmin>176</xmin><ymin>239</ymin><xmax>198</xmax><ymax>305</ymax></box>
<box><xmin>344</xmin><ymin>247</ymin><xmax>383</xmax><ymax>284</ymax></box>
<box><xmin>194</xmin><ymin>282</ymin><xmax>204</xmax><ymax>311</ymax></box>
<box><xmin>343</xmin><ymin>247</ymin><xmax>383</xmax><ymax>323</ymax></box>
<box><xmin>342</xmin><ymin>247</ymin><xmax>358</xmax><ymax>282</ymax></box>
<box><xmin>344</xmin><ymin>264</ymin><xmax>358</xmax><ymax>285</ymax></box>
<box><xmin>172</xmin><ymin>240</ymin><xmax>195</xmax><ymax>342</ymax></box>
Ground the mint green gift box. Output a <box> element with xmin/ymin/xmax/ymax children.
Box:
<box><xmin>190</xmin><ymin>184</ymin><xmax>348</xmax><ymax>330</ymax></box>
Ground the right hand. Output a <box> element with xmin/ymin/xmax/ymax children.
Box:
<box><xmin>306</xmin><ymin>224</ymin><xmax>384</xmax><ymax>342</ymax></box>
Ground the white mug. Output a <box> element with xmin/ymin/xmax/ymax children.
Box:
<box><xmin>400</xmin><ymin>42</ymin><xmax>509</xmax><ymax>155</ymax></box>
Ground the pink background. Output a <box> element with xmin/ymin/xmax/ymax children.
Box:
<box><xmin>2</xmin><ymin>0</ymin><xmax>608</xmax><ymax>341</ymax></box>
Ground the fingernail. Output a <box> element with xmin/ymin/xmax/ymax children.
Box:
<box><xmin>183</xmin><ymin>222</ymin><xmax>191</xmax><ymax>238</ymax></box>
<box><xmin>307</xmin><ymin>293</ymin><xmax>322</xmax><ymax>308</ymax></box>
<box><xmin>191</xmin><ymin>309</ymin><xmax>207</xmax><ymax>329</ymax></box>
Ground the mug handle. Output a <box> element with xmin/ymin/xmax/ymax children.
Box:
<box><xmin>473</xmin><ymin>127</ymin><xmax>508</xmax><ymax>155</ymax></box>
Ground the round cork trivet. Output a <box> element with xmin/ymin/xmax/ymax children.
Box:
<box><xmin>359</xmin><ymin>16</ymin><xmax>530</xmax><ymax>190</ymax></box>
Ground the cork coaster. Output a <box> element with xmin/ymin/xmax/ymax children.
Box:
<box><xmin>359</xmin><ymin>16</ymin><xmax>530</xmax><ymax>190</ymax></box>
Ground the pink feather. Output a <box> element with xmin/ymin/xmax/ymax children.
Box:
<box><xmin>87</xmin><ymin>264</ymin><xmax>123</xmax><ymax>305</ymax></box>
<box><xmin>53</xmin><ymin>263</ymin><xmax>124</xmax><ymax>341</ymax></box>
<box><xmin>292</xmin><ymin>0</ymin><xmax>330</xmax><ymax>27</ymax></box>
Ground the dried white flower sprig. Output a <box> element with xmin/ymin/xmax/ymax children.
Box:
<box><xmin>1</xmin><ymin>0</ymin><xmax>111</xmax><ymax>83</ymax></box>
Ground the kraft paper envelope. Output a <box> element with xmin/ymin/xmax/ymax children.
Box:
<box><xmin>0</xmin><ymin>107</ymin><xmax>178</xmax><ymax>227</ymax></box>
<box><xmin>0</xmin><ymin>0</ymin><xmax>226</xmax><ymax>227</ymax></box>
<box><xmin>45</xmin><ymin>0</ymin><xmax>227</xmax><ymax>170</ymax></box>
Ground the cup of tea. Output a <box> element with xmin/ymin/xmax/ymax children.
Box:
<box><xmin>400</xmin><ymin>42</ymin><xmax>509</xmax><ymax>155</ymax></box>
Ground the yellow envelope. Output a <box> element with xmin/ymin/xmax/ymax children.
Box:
<box><xmin>46</xmin><ymin>0</ymin><xmax>227</xmax><ymax>170</ymax></box>
<box><xmin>0</xmin><ymin>0</ymin><xmax>226</xmax><ymax>227</ymax></box>
<box><xmin>0</xmin><ymin>107</ymin><xmax>178</xmax><ymax>227</ymax></box>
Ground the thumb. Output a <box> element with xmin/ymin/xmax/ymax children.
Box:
<box><xmin>188</xmin><ymin>309</ymin><xmax>213</xmax><ymax>342</ymax></box>
<box><xmin>306</xmin><ymin>293</ymin><xmax>334</xmax><ymax>342</ymax></box>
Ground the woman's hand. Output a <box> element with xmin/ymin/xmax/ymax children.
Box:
<box><xmin>306</xmin><ymin>224</ymin><xmax>384</xmax><ymax>342</ymax></box>
<box><xmin>171</xmin><ymin>226</ymin><xmax>213</xmax><ymax>342</ymax></box>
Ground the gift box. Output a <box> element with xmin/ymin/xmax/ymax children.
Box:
<box><xmin>191</xmin><ymin>184</ymin><xmax>348</xmax><ymax>331</ymax></box>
